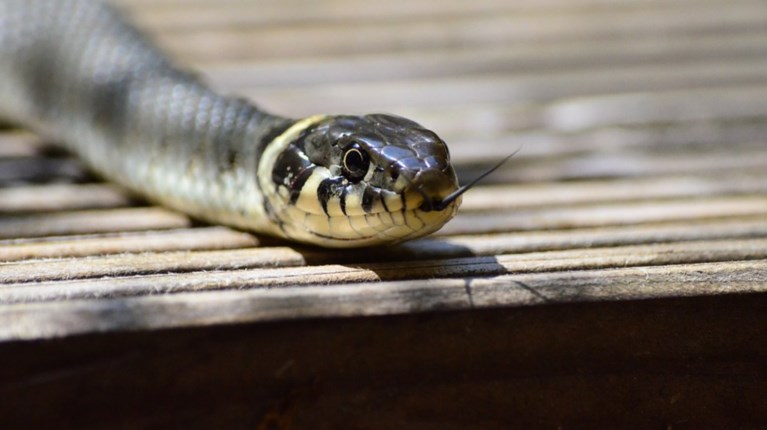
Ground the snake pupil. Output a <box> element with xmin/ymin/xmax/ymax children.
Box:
<box><xmin>342</xmin><ymin>142</ymin><xmax>370</xmax><ymax>183</ymax></box>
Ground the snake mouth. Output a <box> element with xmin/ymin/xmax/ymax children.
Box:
<box><xmin>304</xmin><ymin>204</ymin><xmax>459</xmax><ymax>247</ymax></box>
<box><xmin>416</xmin><ymin>187</ymin><xmax>457</xmax><ymax>212</ymax></box>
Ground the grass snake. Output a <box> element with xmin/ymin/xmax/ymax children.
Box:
<box><xmin>0</xmin><ymin>0</ymin><xmax>475</xmax><ymax>248</ymax></box>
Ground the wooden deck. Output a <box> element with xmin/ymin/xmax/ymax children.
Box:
<box><xmin>2</xmin><ymin>0</ymin><xmax>767</xmax><ymax>428</ymax></box>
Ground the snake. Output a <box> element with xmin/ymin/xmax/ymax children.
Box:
<box><xmin>0</xmin><ymin>0</ymin><xmax>486</xmax><ymax>248</ymax></box>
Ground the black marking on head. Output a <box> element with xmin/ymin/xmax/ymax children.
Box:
<box><xmin>380</xmin><ymin>193</ymin><xmax>389</xmax><ymax>213</ymax></box>
<box><xmin>294</xmin><ymin>120</ymin><xmax>334</xmax><ymax>166</ymax></box>
<box><xmin>273</xmin><ymin>146</ymin><xmax>315</xmax><ymax>203</ymax></box>
<box><xmin>288</xmin><ymin>167</ymin><xmax>315</xmax><ymax>205</ymax></box>
<box><xmin>362</xmin><ymin>186</ymin><xmax>378</xmax><ymax>214</ymax></box>
<box><xmin>317</xmin><ymin>177</ymin><xmax>346</xmax><ymax>216</ymax></box>
<box><xmin>340</xmin><ymin>186</ymin><xmax>348</xmax><ymax>216</ymax></box>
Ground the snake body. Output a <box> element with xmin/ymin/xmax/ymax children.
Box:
<box><xmin>0</xmin><ymin>0</ymin><xmax>461</xmax><ymax>247</ymax></box>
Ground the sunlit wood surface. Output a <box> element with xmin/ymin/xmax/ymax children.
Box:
<box><xmin>2</xmin><ymin>0</ymin><xmax>767</xmax><ymax>428</ymax></box>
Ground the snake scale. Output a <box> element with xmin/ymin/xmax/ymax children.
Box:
<box><xmin>0</xmin><ymin>0</ymin><xmax>471</xmax><ymax>247</ymax></box>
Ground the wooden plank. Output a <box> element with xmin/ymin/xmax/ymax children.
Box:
<box><xmin>115</xmin><ymin>0</ymin><xmax>705</xmax><ymax>7</ymax></box>
<box><xmin>460</xmin><ymin>174</ymin><xmax>767</xmax><ymax>211</ymax></box>
<box><xmin>0</xmin><ymin>227</ymin><xmax>258</xmax><ymax>262</ymax></box>
<box><xmin>119</xmin><ymin>0</ymin><xmax>726</xmax><ymax>30</ymax></box>
<box><xmin>367</xmin><ymin>216</ymin><xmax>767</xmax><ymax>258</ymax></box>
<box><xmin>2</xmin><ymin>292</ymin><xmax>766</xmax><ymax>429</ymax></box>
<box><xmin>149</xmin><ymin>4</ymin><xmax>767</xmax><ymax>61</ymax></box>
<box><xmin>424</xmin><ymin>116</ymin><xmax>767</xmax><ymax>159</ymax></box>
<box><xmin>0</xmin><ymin>248</ymin><xmax>306</xmax><ymax>284</ymax></box>
<box><xmin>440</xmin><ymin>195</ymin><xmax>767</xmax><ymax>235</ymax></box>
<box><xmin>0</xmin><ymin>208</ymin><xmax>191</xmax><ymax>239</ymax></box>
<box><xmin>477</xmin><ymin>149</ymin><xmax>767</xmax><ymax>183</ymax></box>
<box><xmin>547</xmin><ymin>86</ymin><xmax>767</xmax><ymax>131</ymax></box>
<box><xmin>240</xmin><ymin>62</ymin><xmax>767</xmax><ymax>115</ymax></box>
<box><xmin>0</xmin><ymin>131</ymin><xmax>44</xmax><ymax>157</ymax></box>
<box><xmin>198</xmin><ymin>31</ymin><xmax>767</xmax><ymax>87</ymax></box>
<box><xmin>0</xmin><ymin>259</ymin><xmax>764</xmax><ymax>339</ymax></box>
<box><xmin>0</xmin><ymin>184</ymin><xmax>132</xmax><ymax>213</ymax></box>
<box><xmin>2</xmin><ymin>239</ymin><xmax>765</xmax><ymax>303</ymax></box>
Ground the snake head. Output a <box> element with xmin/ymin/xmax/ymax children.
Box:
<box><xmin>261</xmin><ymin>113</ymin><xmax>461</xmax><ymax>247</ymax></box>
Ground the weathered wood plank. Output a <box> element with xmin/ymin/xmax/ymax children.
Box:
<box><xmin>460</xmin><ymin>174</ymin><xmax>767</xmax><ymax>211</ymax></box>
<box><xmin>404</xmin><ymin>104</ymin><xmax>767</xmax><ymax>143</ymax></box>
<box><xmin>0</xmin><ymin>131</ymin><xmax>44</xmax><ymax>157</ymax></box>
<box><xmin>149</xmin><ymin>4</ymin><xmax>767</xmax><ymax>61</ymax></box>
<box><xmin>0</xmin><ymin>184</ymin><xmax>132</xmax><ymax>213</ymax></box>
<box><xmin>199</xmin><ymin>31</ymin><xmax>767</xmax><ymax>88</ymax></box>
<box><xmin>0</xmin><ymin>259</ymin><xmax>764</xmax><ymax>340</ymax></box>
<box><xmin>3</xmin><ymin>239</ymin><xmax>765</xmax><ymax>302</ymax></box>
<box><xmin>0</xmin><ymin>208</ymin><xmax>191</xmax><ymax>239</ymax></box>
<box><xmin>547</xmin><ymin>86</ymin><xmax>767</xmax><ymax>131</ymax></box>
<box><xmin>120</xmin><ymin>0</ymin><xmax>724</xmax><ymax>30</ymax></box>
<box><xmin>441</xmin><ymin>195</ymin><xmax>767</xmax><ymax>235</ymax></box>
<box><xmin>0</xmin><ymin>247</ymin><xmax>305</xmax><ymax>284</ymax></box>
<box><xmin>243</xmin><ymin>62</ymin><xmax>767</xmax><ymax>115</ymax></box>
<box><xmin>2</xmin><ymin>292</ymin><xmax>766</xmax><ymax>430</ymax></box>
<box><xmin>480</xmin><ymin>150</ymin><xmax>767</xmax><ymax>183</ymax></box>
<box><xmin>403</xmin><ymin>216</ymin><xmax>767</xmax><ymax>257</ymax></box>
<box><xmin>115</xmin><ymin>0</ymin><xmax>705</xmax><ymax>7</ymax></box>
<box><xmin>0</xmin><ymin>227</ymin><xmax>258</xmax><ymax>261</ymax></box>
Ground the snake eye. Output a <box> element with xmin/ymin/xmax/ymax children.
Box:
<box><xmin>342</xmin><ymin>142</ymin><xmax>370</xmax><ymax>183</ymax></box>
